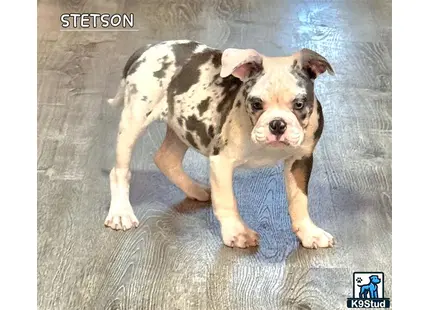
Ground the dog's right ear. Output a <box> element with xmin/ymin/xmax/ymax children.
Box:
<box><xmin>220</xmin><ymin>48</ymin><xmax>263</xmax><ymax>81</ymax></box>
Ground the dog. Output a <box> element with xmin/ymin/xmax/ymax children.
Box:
<box><xmin>104</xmin><ymin>40</ymin><xmax>335</xmax><ymax>249</ymax></box>
<box><xmin>358</xmin><ymin>275</ymin><xmax>381</xmax><ymax>299</ymax></box>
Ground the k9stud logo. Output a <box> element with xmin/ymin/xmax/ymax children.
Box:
<box><xmin>347</xmin><ymin>272</ymin><xmax>391</xmax><ymax>308</ymax></box>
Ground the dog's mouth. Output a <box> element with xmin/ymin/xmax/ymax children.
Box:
<box><xmin>251</xmin><ymin>127</ymin><xmax>302</xmax><ymax>148</ymax></box>
<box><xmin>267</xmin><ymin>139</ymin><xmax>289</xmax><ymax>148</ymax></box>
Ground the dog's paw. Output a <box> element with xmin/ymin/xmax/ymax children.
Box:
<box><xmin>220</xmin><ymin>218</ymin><xmax>259</xmax><ymax>248</ymax></box>
<box><xmin>104</xmin><ymin>207</ymin><xmax>139</xmax><ymax>231</ymax></box>
<box><xmin>294</xmin><ymin>220</ymin><xmax>334</xmax><ymax>249</ymax></box>
<box><xmin>185</xmin><ymin>186</ymin><xmax>211</xmax><ymax>202</ymax></box>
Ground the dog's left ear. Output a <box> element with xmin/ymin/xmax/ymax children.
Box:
<box><xmin>220</xmin><ymin>48</ymin><xmax>263</xmax><ymax>81</ymax></box>
<box><xmin>295</xmin><ymin>48</ymin><xmax>335</xmax><ymax>79</ymax></box>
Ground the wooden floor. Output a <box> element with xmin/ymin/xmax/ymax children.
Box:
<box><xmin>37</xmin><ymin>0</ymin><xmax>392</xmax><ymax>309</ymax></box>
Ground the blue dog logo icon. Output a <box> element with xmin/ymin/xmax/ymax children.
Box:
<box><xmin>347</xmin><ymin>272</ymin><xmax>390</xmax><ymax>308</ymax></box>
<box><xmin>357</xmin><ymin>275</ymin><xmax>381</xmax><ymax>299</ymax></box>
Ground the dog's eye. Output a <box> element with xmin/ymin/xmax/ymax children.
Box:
<box><xmin>250</xmin><ymin>98</ymin><xmax>263</xmax><ymax>111</ymax></box>
<box><xmin>294</xmin><ymin>101</ymin><xmax>304</xmax><ymax>110</ymax></box>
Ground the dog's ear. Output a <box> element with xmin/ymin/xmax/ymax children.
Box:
<box><xmin>294</xmin><ymin>48</ymin><xmax>334</xmax><ymax>80</ymax></box>
<box><xmin>220</xmin><ymin>48</ymin><xmax>263</xmax><ymax>81</ymax></box>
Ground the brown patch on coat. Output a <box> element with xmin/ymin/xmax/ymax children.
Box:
<box><xmin>291</xmin><ymin>155</ymin><xmax>313</xmax><ymax>195</ymax></box>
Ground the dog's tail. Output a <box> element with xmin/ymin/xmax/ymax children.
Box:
<box><xmin>107</xmin><ymin>78</ymin><xmax>126</xmax><ymax>107</ymax></box>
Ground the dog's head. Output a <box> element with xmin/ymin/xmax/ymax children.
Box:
<box><xmin>369</xmin><ymin>275</ymin><xmax>381</xmax><ymax>284</ymax></box>
<box><xmin>220</xmin><ymin>47</ymin><xmax>334</xmax><ymax>148</ymax></box>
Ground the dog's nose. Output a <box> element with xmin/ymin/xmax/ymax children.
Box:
<box><xmin>269</xmin><ymin>119</ymin><xmax>287</xmax><ymax>135</ymax></box>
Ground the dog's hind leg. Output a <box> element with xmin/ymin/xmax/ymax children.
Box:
<box><xmin>154</xmin><ymin>127</ymin><xmax>210</xmax><ymax>201</ymax></box>
<box><xmin>105</xmin><ymin>81</ymin><xmax>163</xmax><ymax>230</ymax></box>
<box><xmin>359</xmin><ymin>288</ymin><xmax>365</xmax><ymax>299</ymax></box>
<box><xmin>105</xmin><ymin>42</ymin><xmax>187</xmax><ymax>230</ymax></box>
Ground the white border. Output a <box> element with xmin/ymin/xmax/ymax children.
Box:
<box><xmin>0</xmin><ymin>1</ymin><xmax>36</xmax><ymax>309</ymax></box>
<box><xmin>393</xmin><ymin>0</ymin><xmax>430</xmax><ymax>308</ymax></box>
<box><xmin>2</xmin><ymin>1</ymin><xmax>426</xmax><ymax>309</ymax></box>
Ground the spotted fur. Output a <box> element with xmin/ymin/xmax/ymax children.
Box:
<box><xmin>106</xmin><ymin>40</ymin><xmax>335</xmax><ymax>249</ymax></box>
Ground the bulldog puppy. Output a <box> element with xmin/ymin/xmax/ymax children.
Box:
<box><xmin>105</xmin><ymin>40</ymin><xmax>335</xmax><ymax>249</ymax></box>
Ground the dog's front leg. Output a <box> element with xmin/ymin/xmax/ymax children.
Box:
<box><xmin>284</xmin><ymin>155</ymin><xmax>334</xmax><ymax>248</ymax></box>
<box><xmin>210</xmin><ymin>155</ymin><xmax>259</xmax><ymax>248</ymax></box>
<box><xmin>372</xmin><ymin>288</ymin><xmax>378</xmax><ymax>299</ymax></box>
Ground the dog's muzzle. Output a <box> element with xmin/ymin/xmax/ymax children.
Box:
<box><xmin>251</xmin><ymin>109</ymin><xmax>304</xmax><ymax>147</ymax></box>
